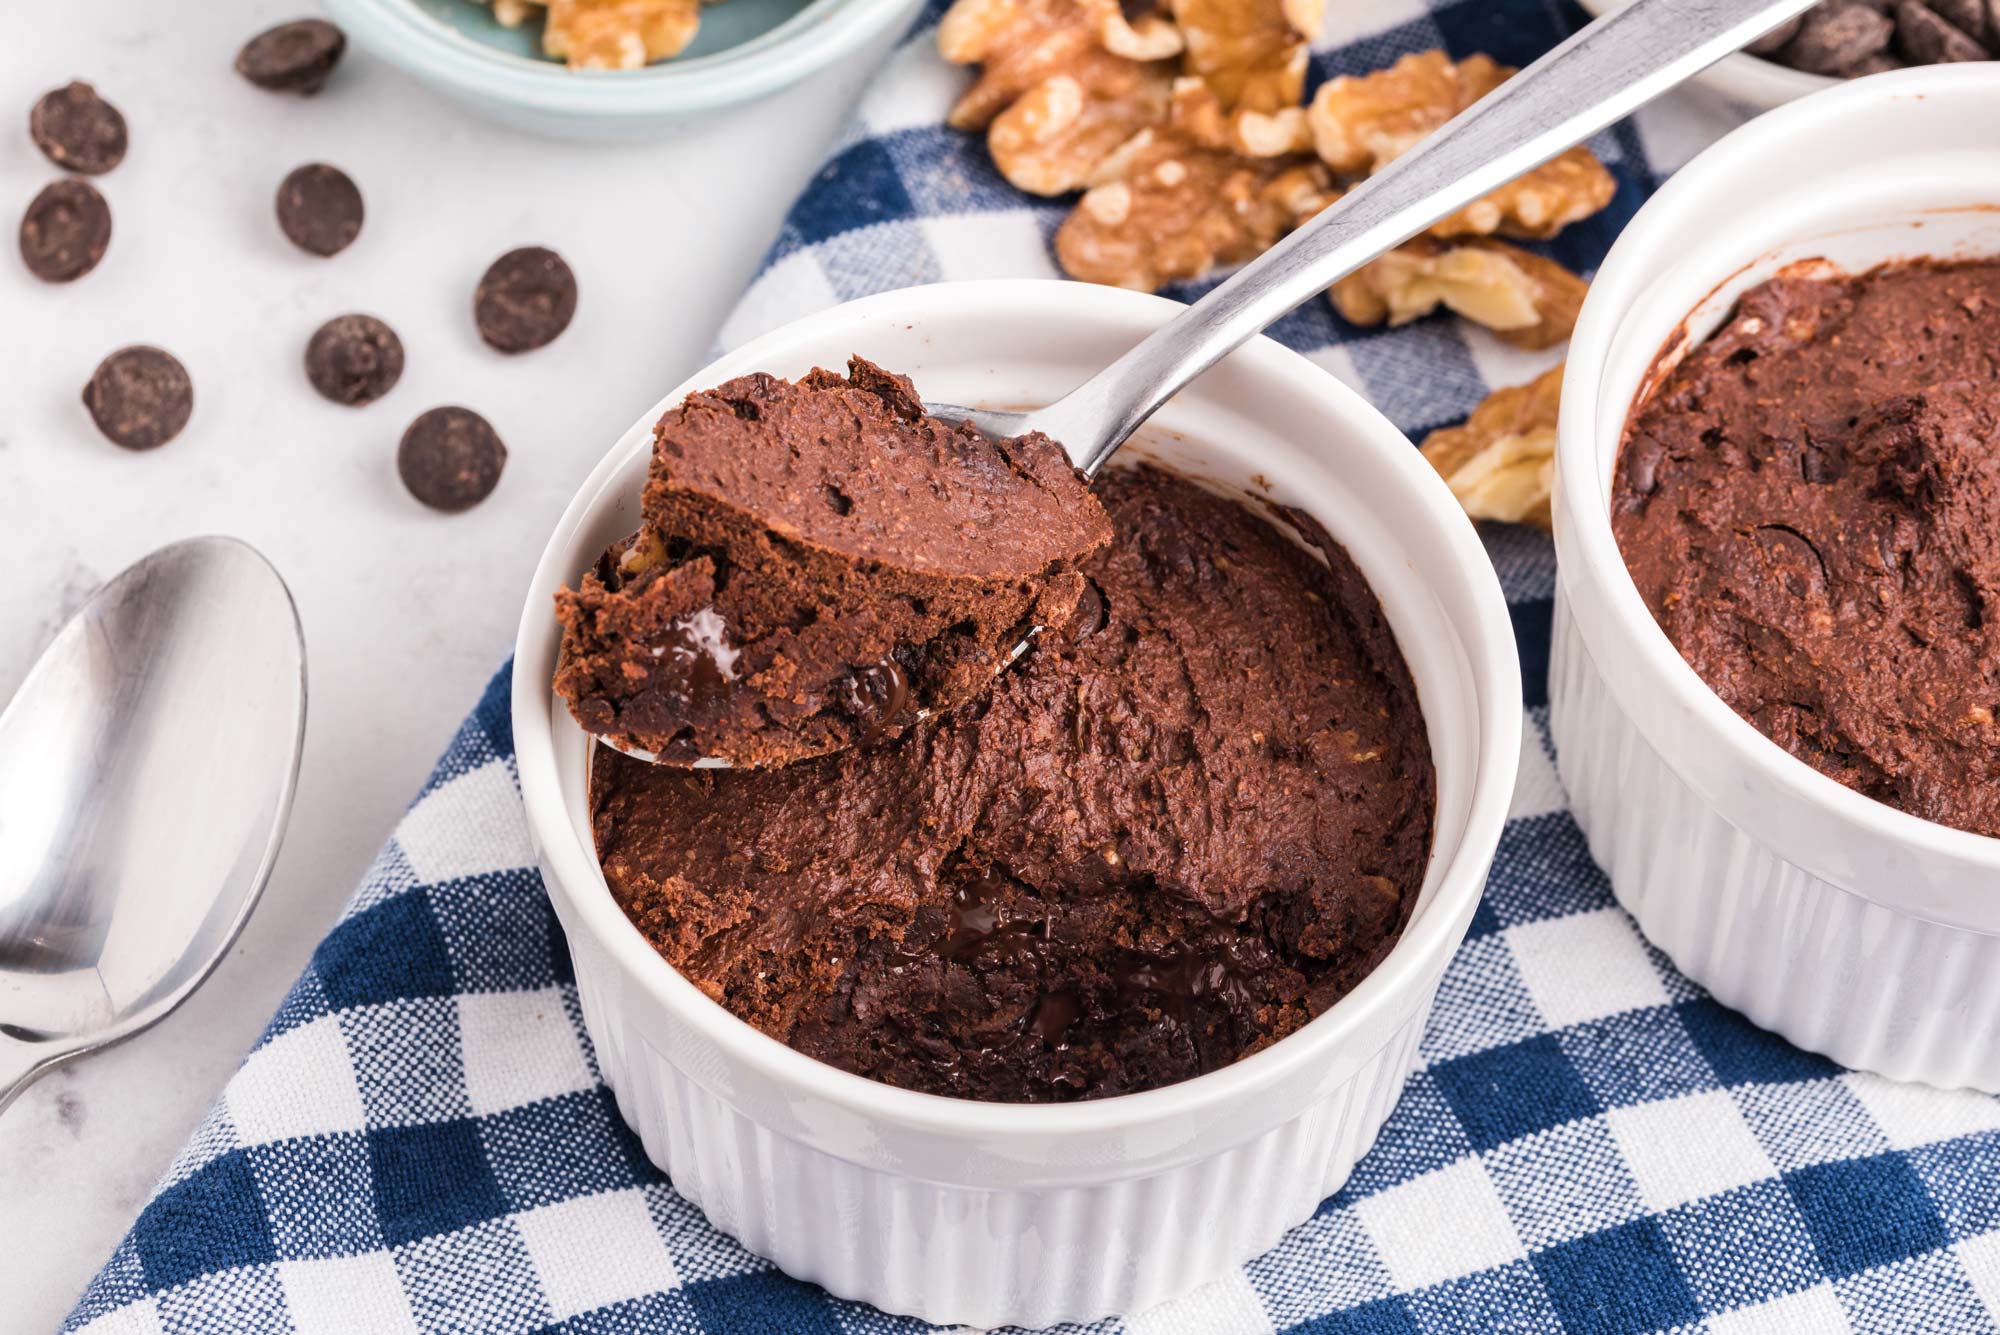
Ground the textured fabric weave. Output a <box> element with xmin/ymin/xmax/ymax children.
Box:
<box><xmin>66</xmin><ymin>2</ymin><xmax>2000</xmax><ymax>1332</ymax></box>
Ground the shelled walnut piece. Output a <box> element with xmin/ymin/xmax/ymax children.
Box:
<box><xmin>1056</xmin><ymin>80</ymin><xmax>1333</xmax><ymax>291</ymax></box>
<box><xmin>943</xmin><ymin>0</ymin><xmax>1185</xmax><ymax>196</ymax></box>
<box><xmin>1332</xmin><ymin>236</ymin><xmax>1585</xmax><ymax>350</ymax></box>
<box><xmin>1419</xmin><ymin>363</ymin><xmax>1563</xmax><ymax>529</ymax></box>
<box><xmin>1171</xmin><ymin>0</ymin><xmax>1323</xmax><ymax>112</ymax></box>
<box><xmin>1309</xmin><ymin>51</ymin><xmax>1616</xmax><ymax>239</ymax></box>
<box><xmin>477</xmin><ymin>0</ymin><xmax>709</xmax><ymax>70</ymax></box>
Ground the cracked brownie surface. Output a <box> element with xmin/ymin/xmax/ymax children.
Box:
<box><xmin>590</xmin><ymin>465</ymin><xmax>1435</xmax><ymax>1102</ymax></box>
<box><xmin>555</xmin><ymin>357</ymin><xmax>1111</xmax><ymax>768</ymax></box>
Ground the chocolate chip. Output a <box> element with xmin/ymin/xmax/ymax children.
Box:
<box><xmin>1069</xmin><ymin>578</ymin><xmax>1108</xmax><ymax>640</ymax></box>
<box><xmin>1924</xmin><ymin>0</ymin><xmax>1987</xmax><ymax>41</ymax></box>
<box><xmin>20</xmin><ymin>178</ymin><xmax>111</xmax><ymax>282</ymax></box>
<box><xmin>474</xmin><ymin>246</ymin><xmax>577</xmax><ymax>353</ymax></box>
<box><xmin>1781</xmin><ymin>1</ymin><xmax>1896</xmax><ymax>72</ymax></box>
<box><xmin>1844</xmin><ymin>49</ymin><xmax>1909</xmax><ymax>72</ymax></box>
<box><xmin>1896</xmin><ymin>0</ymin><xmax>1990</xmax><ymax>59</ymax></box>
<box><xmin>1746</xmin><ymin>14</ymin><xmax>1805</xmax><ymax>53</ymax></box>
<box><xmin>276</xmin><ymin>163</ymin><xmax>362</xmax><ymax>257</ymax></box>
<box><xmin>398</xmin><ymin>407</ymin><xmax>506</xmax><ymax>511</ymax></box>
<box><xmin>305</xmin><ymin>314</ymin><xmax>404</xmax><ymax>406</ymax></box>
<box><xmin>236</xmin><ymin>19</ymin><xmax>347</xmax><ymax>94</ymax></box>
<box><xmin>29</xmin><ymin>82</ymin><xmax>127</xmax><ymax>175</ymax></box>
<box><xmin>83</xmin><ymin>346</ymin><xmax>192</xmax><ymax>451</ymax></box>
<box><xmin>842</xmin><ymin>659</ymin><xmax>911</xmax><ymax>740</ymax></box>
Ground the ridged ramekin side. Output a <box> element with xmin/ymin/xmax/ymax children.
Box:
<box><xmin>567</xmin><ymin>931</ymin><xmax>1435</xmax><ymax>1329</ymax></box>
<box><xmin>1550</xmin><ymin>591</ymin><xmax>2000</xmax><ymax>1092</ymax></box>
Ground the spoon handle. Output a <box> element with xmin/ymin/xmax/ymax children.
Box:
<box><xmin>1038</xmin><ymin>0</ymin><xmax>1820</xmax><ymax>477</ymax></box>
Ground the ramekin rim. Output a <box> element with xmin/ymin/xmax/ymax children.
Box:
<box><xmin>1555</xmin><ymin>66</ymin><xmax>2000</xmax><ymax>890</ymax></box>
<box><xmin>325</xmin><ymin>0</ymin><xmax>918</xmax><ymax>115</ymax></box>
<box><xmin>512</xmin><ymin>278</ymin><xmax>1522</xmax><ymax>1142</ymax></box>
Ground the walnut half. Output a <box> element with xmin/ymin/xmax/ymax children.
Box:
<box><xmin>1331</xmin><ymin>237</ymin><xmax>1585</xmax><ymax>350</ymax></box>
<box><xmin>1307</xmin><ymin>50</ymin><xmax>1617</xmax><ymax>240</ymax></box>
<box><xmin>1055</xmin><ymin>79</ymin><xmax>1332</xmax><ymax>291</ymax></box>
<box><xmin>480</xmin><ymin>0</ymin><xmax>707</xmax><ymax>69</ymax></box>
<box><xmin>940</xmin><ymin>0</ymin><xmax>1182</xmax><ymax>196</ymax></box>
<box><xmin>1170</xmin><ymin>0</ymin><xmax>1321</xmax><ymax>113</ymax></box>
<box><xmin>1419</xmin><ymin>363</ymin><xmax>1564</xmax><ymax>529</ymax></box>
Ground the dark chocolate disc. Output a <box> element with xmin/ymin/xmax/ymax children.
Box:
<box><xmin>306</xmin><ymin>313</ymin><xmax>404</xmax><ymax>406</ymax></box>
<box><xmin>84</xmin><ymin>346</ymin><xmax>192</xmax><ymax>451</ymax></box>
<box><xmin>236</xmin><ymin>19</ymin><xmax>347</xmax><ymax>95</ymax></box>
<box><xmin>29</xmin><ymin>82</ymin><xmax>127</xmax><ymax>175</ymax></box>
<box><xmin>276</xmin><ymin>163</ymin><xmax>363</xmax><ymax>257</ymax></box>
<box><xmin>398</xmin><ymin>407</ymin><xmax>506</xmax><ymax>512</ymax></box>
<box><xmin>474</xmin><ymin>246</ymin><xmax>577</xmax><ymax>353</ymax></box>
<box><xmin>20</xmin><ymin>178</ymin><xmax>111</xmax><ymax>282</ymax></box>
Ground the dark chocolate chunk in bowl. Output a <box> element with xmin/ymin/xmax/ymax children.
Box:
<box><xmin>1780</xmin><ymin>1</ymin><xmax>1896</xmax><ymax>73</ymax></box>
<box><xmin>1896</xmin><ymin>0</ymin><xmax>1990</xmax><ymax>60</ymax></box>
<box><xmin>1926</xmin><ymin>0</ymin><xmax>1988</xmax><ymax>39</ymax></box>
<box><xmin>29</xmin><ymin>81</ymin><xmax>127</xmax><ymax>175</ymax></box>
<box><xmin>399</xmin><ymin>407</ymin><xmax>506</xmax><ymax>511</ymax></box>
<box><xmin>1746</xmin><ymin>14</ymin><xmax>1805</xmax><ymax>54</ymax></box>
<box><xmin>20</xmin><ymin>178</ymin><xmax>111</xmax><ymax>282</ymax></box>
<box><xmin>475</xmin><ymin>246</ymin><xmax>578</xmax><ymax>353</ymax></box>
<box><xmin>236</xmin><ymin>19</ymin><xmax>347</xmax><ymax>94</ymax></box>
<box><xmin>276</xmin><ymin>163</ymin><xmax>363</xmax><ymax>257</ymax></box>
<box><xmin>306</xmin><ymin>314</ymin><xmax>405</xmax><ymax>406</ymax></box>
<box><xmin>84</xmin><ymin>346</ymin><xmax>193</xmax><ymax>451</ymax></box>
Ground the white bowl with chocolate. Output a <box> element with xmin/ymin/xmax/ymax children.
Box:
<box><xmin>513</xmin><ymin>279</ymin><xmax>1520</xmax><ymax>1325</ymax></box>
<box><xmin>1552</xmin><ymin>65</ymin><xmax>2000</xmax><ymax>1091</ymax></box>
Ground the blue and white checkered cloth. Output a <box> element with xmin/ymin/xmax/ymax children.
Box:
<box><xmin>64</xmin><ymin>3</ymin><xmax>2000</xmax><ymax>1332</ymax></box>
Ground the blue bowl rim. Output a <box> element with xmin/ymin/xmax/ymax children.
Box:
<box><xmin>326</xmin><ymin>0</ymin><xmax>924</xmax><ymax>115</ymax></box>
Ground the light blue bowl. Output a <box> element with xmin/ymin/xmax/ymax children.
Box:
<box><xmin>324</xmin><ymin>0</ymin><xmax>925</xmax><ymax>139</ymax></box>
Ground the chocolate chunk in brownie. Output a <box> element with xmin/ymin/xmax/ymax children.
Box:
<box><xmin>554</xmin><ymin>357</ymin><xmax>1114</xmax><ymax>768</ymax></box>
<box><xmin>29</xmin><ymin>82</ymin><xmax>127</xmax><ymax>175</ymax></box>
<box><xmin>20</xmin><ymin>178</ymin><xmax>111</xmax><ymax>282</ymax></box>
<box><xmin>236</xmin><ymin>19</ymin><xmax>347</xmax><ymax>94</ymax></box>
<box><xmin>306</xmin><ymin>313</ymin><xmax>404</xmax><ymax>406</ymax></box>
<box><xmin>276</xmin><ymin>163</ymin><xmax>362</xmax><ymax>257</ymax></box>
<box><xmin>474</xmin><ymin>246</ymin><xmax>577</xmax><ymax>353</ymax></box>
<box><xmin>399</xmin><ymin>406</ymin><xmax>506</xmax><ymax>511</ymax></box>
<box><xmin>84</xmin><ymin>346</ymin><xmax>192</xmax><ymax>451</ymax></box>
<box><xmin>590</xmin><ymin>466</ymin><xmax>1435</xmax><ymax>1102</ymax></box>
<box><xmin>1614</xmin><ymin>260</ymin><xmax>2000</xmax><ymax>838</ymax></box>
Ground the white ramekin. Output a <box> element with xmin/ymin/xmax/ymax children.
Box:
<box><xmin>1552</xmin><ymin>66</ymin><xmax>2000</xmax><ymax>1093</ymax></box>
<box><xmin>513</xmin><ymin>280</ymin><xmax>1521</xmax><ymax>1327</ymax></box>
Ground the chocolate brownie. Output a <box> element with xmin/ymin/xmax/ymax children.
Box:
<box><xmin>1614</xmin><ymin>259</ymin><xmax>2000</xmax><ymax>838</ymax></box>
<box><xmin>590</xmin><ymin>466</ymin><xmax>1435</xmax><ymax>1102</ymax></box>
<box><xmin>555</xmin><ymin>358</ymin><xmax>1114</xmax><ymax>767</ymax></box>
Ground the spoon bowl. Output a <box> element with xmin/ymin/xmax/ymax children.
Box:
<box><xmin>0</xmin><ymin>537</ymin><xmax>306</xmax><ymax>1113</ymax></box>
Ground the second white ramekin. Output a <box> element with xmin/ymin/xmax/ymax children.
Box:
<box><xmin>514</xmin><ymin>280</ymin><xmax>1521</xmax><ymax>1327</ymax></box>
<box><xmin>1552</xmin><ymin>66</ymin><xmax>2000</xmax><ymax>1092</ymax></box>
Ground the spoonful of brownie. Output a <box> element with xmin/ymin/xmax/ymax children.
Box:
<box><xmin>556</xmin><ymin>0</ymin><xmax>1818</xmax><ymax>768</ymax></box>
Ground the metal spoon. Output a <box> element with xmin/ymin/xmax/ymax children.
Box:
<box><xmin>0</xmin><ymin>537</ymin><xmax>307</xmax><ymax>1114</ymax></box>
<box><xmin>931</xmin><ymin>0</ymin><xmax>1820</xmax><ymax>469</ymax></box>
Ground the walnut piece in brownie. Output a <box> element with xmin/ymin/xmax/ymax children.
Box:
<box><xmin>590</xmin><ymin>466</ymin><xmax>1435</xmax><ymax>1102</ymax></box>
<box><xmin>554</xmin><ymin>357</ymin><xmax>1114</xmax><ymax>768</ymax></box>
<box><xmin>1614</xmin><ymin>260</ymin><xmax>2000</xmax><ymax>838</ymax></box>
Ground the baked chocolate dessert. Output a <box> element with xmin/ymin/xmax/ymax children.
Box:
<box><xmin>1614</xmin><ymin>259</ymin><xmax>2000</xmax><ymax>838</ymax></box>
<box><xmin>556</xmin><ymin>358</ymin><xmax>1113</xmax><ymax>768</ymax></box>
<box><xmin>591</xmin><ymin>466</ymin><xmax>1435</xmax><ymax>1102</ymax></box>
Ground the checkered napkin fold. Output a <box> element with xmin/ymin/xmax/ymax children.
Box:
<box><xmin>66</xmin><ymin>3</ymin><xmax>2000</xmax><ymax>1333</ymax></box>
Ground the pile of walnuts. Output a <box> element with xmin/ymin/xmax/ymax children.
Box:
<box><xmin>941</xmin><ymin>3</ymin><xmax>1616</xmax><ymax>528</ymax></box>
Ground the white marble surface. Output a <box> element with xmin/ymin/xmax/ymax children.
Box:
<box><xmin>0</xmin><ymin>2</ymin><xmax>895</xmax><ymax>1326</ymax></box>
